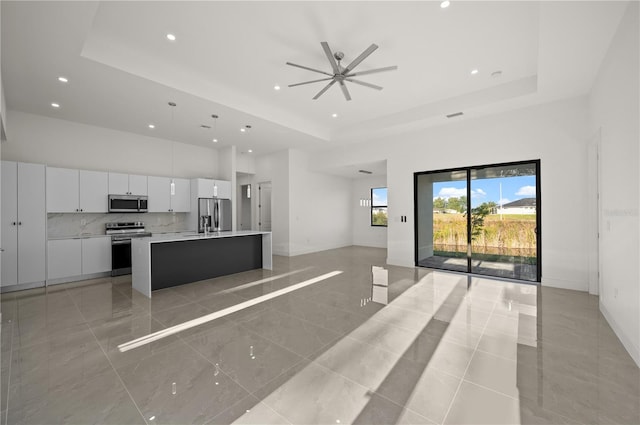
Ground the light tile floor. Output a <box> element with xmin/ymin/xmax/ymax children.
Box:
<box><xmin>1</xmin><ymin>246</ymin><xmax>638</xmax><ymax>424</ymax></box>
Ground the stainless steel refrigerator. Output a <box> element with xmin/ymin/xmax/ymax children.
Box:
<box><xmin>198</xmin><ymin>198</ymin><xmax>232</xmax><ymax>232</ymax></box>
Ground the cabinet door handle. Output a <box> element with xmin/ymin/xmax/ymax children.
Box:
<box><xmin>0</xmin><ymin>248</ymin><xmax>4</xmax><ymax>252</ymax></box>
<box><xmin>11</xmin><ymin>222</ymin><xmax>16</xmax><ymax>226</ymax></box>
<box><xmin>18</xmin><ymin>222</ymin><xmax>22</xmax><ymax>226</ymax></box>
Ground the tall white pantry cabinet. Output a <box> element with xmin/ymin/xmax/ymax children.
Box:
<box><xmin>1</xmin><ymin>161</ymin><xmax>46</xmax><ymax>288</ymax></box>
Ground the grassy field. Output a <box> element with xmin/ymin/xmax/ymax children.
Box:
<box><xmin>433</xmin><ymin>213</ymin><xmax>536</xmax><ymax>257</ymax></box>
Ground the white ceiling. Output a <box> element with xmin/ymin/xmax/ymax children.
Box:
<box><xmin>1</xmin><ymin>1</ymin><xmax>628</xmax><ymax>167</ymax></box>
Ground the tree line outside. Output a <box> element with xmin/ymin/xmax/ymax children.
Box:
<box><xmin>433</xmin><ymin>197</ymin><xmax>536</xmax><ymax>261</ymax></box>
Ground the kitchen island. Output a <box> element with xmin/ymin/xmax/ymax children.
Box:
<box><xmin>131</xmin><ymin>230</ymin><xmax>272</xmax><ymax>297</ymax></box>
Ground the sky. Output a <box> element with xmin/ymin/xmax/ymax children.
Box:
<box><xmin>433</xmin><ymin>175</ymin><xmax>536</xmax><ymax>207</ymax></box>
<box><xmin>372</xmin><ymin>187</ymin><xmax>387</xmax><ymax>206</ymax></box>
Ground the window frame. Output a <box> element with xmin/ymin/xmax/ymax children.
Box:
<box><xmin>370</xmin><ymin>187</ymin><xmax>388</xmax><ymax>227</ymax></box>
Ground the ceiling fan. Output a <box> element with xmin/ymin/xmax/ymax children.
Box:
<box><xmin>286</xmin><ymin>42</ymin><xmax>397</xmax><ymax>101</ymax></box>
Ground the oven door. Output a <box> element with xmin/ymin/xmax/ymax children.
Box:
<box><xmin>111</xmin><ymin>238</ymin><xmax>132</xmax><ymax>276</ymax></box>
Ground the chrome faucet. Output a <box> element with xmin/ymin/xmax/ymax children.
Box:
<box><xmin>201</xmin><ymin>216</ymin><xmax>209</xmax><ymax>235</ymax></box>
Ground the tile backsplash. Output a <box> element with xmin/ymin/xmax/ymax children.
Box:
<box><xmin>47</xmin><ymin>212</ymin><xmax>195</xmax><ymax>238</ymax></box>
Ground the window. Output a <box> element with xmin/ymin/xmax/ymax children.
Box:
<box><xmin>371</xmin><ymin>187</ymin><xmax>388</xmax><ymax>226</ymax></box>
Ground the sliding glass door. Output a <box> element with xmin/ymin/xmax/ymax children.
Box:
<box><xmin>415</xmin><ymin>160</ymin><xmax>540</xmax><ymax>282</ymax></box>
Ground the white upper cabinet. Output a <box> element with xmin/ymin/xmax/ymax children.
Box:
<box><xmin>171</xmin><ymin>178</ymin><xmax>191</xmax><ymax>212</ymax></box>
<box><xmin>109</xmin><ymin>172</ymin><xmax>147</xmax><ymax>195</ymax></box>
<box><xmin>79</xmin><ymin>170</ymin><xmax>108</xmax><ymax>212</ymax></box>
<box><xmin>147</xmin><ymin>176</ymin><xmax>172</xmax><ymax>212</ymax></box>
<box><xmin>47</xmin><ymin>167</ymin><xmax>108</xmax><ymax>212</ymax></box>
<box><xmin>193</xmin><ymin>178</ymin><xmax>216</xmax><ymax>198</ymax></box>
<box><xmin>128</xmin><ymin>174</ymin><xmax>148</xmax><ymax>195</ymax></box>
<box><xmin>148</xmin><ymin>176</ymin><xmax>190</xmax><ymax>212</ymax></box>
<box><xmin>108</xmin><ymin>172</ymin><xmax>129</xmax><ymax>195</ymax></box>
<box><xmin>46</xmin><ymin>167</ymin><xmax>79</xmax><ymax>212</ymax></box>
<box><xmin>193</xmin><ymin>178</ymin><xmax>231</xmax><ymax>199</ymax></box>
<box><xmin>215</xmin><ymin>180</ymin><xmax>232</xmax><ymax>199</ymax></box>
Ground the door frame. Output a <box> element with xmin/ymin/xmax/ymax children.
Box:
<box><xmin>414</xmin><ymin>159</ymin><xmax>542</xmax><ymax>283</ymax></box>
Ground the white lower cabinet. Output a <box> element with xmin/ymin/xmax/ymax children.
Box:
<box><xmin>81</xmin><ymin>237</ymin><xmax>112</xmax><ymax>275</ymax></box>
<box><xmin>47</xmin><ymin>239</ymin><xmax>82</xmax><ymax>280</ymax></box>
<box><xmin>47</xmin><ymin>236</ymin><xmax>112</xmax><ymax>282</ymax></box>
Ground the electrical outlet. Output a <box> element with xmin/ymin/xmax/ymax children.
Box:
<box><xmin>80</xmin><ymin>219</ymin><xmax>86</xmax><ymax>226</ymax></box>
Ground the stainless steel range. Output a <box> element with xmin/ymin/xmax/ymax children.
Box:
<box><xmin>106</xmin><ymin>222</ymin><xmax>152</xmax><ymax>276</ymax></box>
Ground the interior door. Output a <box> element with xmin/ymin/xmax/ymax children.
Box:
<box><xmin>259</xmin><ymin>182</ymin><xmax>272</xmax><ymax>231</ymax></box>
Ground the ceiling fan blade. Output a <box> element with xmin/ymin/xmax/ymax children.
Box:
<box><xmin>286</xmin><ymin>62</ymin><xmax>333</xmax><ymax>77</ymax></box>
<box><xmin>288</xmin><ymin>77</ymin><xmax>334</xmax><ymax>87</ymax></box>
<box><xmin>346</xmin><ymin>65</ymin><xmax>398</xmax><ymax>77</ymax></box>
<box><xmin>343</xmin><ymin>43</ymin><xmax>378</xmax><ymax>74</ymax></box>
<box><xmin>345</xmin><ymin>78</ymin><xmax>383</xmax><ymax>90</ymax></box>
<box><xmin>313</xmin><ymin>79</ymin><xmax>337</xmax><ymax>100</ymax></box>
<box><xmin>339</xmin><ymin>80</ymin><xmax>352</xmax><ymax>101</ymax></box>
<box><xmin>321</xmin><ymin>42</ymin><xmax>340</xmax><ymax>74</ymax></box>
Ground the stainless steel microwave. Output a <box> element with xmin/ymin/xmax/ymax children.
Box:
<box><xmin>108</xmin><ymin>194</ymin><xmax>148</xmax><ymax>213</ymax></box>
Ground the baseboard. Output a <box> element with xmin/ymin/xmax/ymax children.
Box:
<box><xmin>1</xmin><ymin>280</ymin><xmax>45</xmax><ymax>293</ymax></box>
<box><xmin>600</xmin><ymin>300</ymin><xmax>640</xmax><ymax>368</ymax></box>
<box><xmin>287</xmin><ymin>242</ymin><xmax>351</xmax><ymax>257</ymax></box>
<box><xmin>541</xmin><ymin>276</ymin><xmax>588</xmax><ymax>292</ymax></box>
<box><xmin>386</xmin><ymin>256</ymin><xmax>415</xmax><ymax>268</ymax></box>
<box><xmin>47</xmin><ymin>271</ymin><xmax>111</xmax><ymax>286</ymax></box>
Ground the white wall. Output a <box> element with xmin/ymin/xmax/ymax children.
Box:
<box><xmin>316</xmin><ymin>97</ymin><xmax>592</xmax><ymax>291</ymax></box>
<box><xmin>288</xmin><ymin>149</ymin><xmax>352</xmax><ymax>255</ymax></box>
<box><xmin>3</xmin><ymin>111</ymin><xmax>219</xmax><ymax>179</ymax></box>
<box><xmin>589</xmin><ymin>1</ymin><xmax>639</xmax><ymax>366</ymax></box>
<box><xmin>217</xmin><ymin>146</ymin><xmax>237</xmax><ymax>230</ymax></box>
<box><xmin>352</xmin><ymin>175</ymin><xmax>388</xmax><ymax>248</ymax></box>
<box><xmin>252</xmin><ymin>150</ymin><xmax>290</xmax><ymax>255</ymax></box>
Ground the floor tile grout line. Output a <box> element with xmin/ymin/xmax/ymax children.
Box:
<box><xmin>305</xmin><ymin>353</ymin><xmax>436</xmax><ymax>423</ymax></box>
<box><xmin>64</xmin><ymin>285</ymin><xmax>150</xmax><ymax>425</ymax></box>
<box><xmin>179</xmin><ymin>330</ymin><xmax>291</xmax><ymax>424</ymax></box>
<box><xmin>440</xmin><ymin>285</ymin><xmax>502</xmax><ymax>425</ymax></box>
<box><xmin>3</xmin><ymin>312</ymin><xmax>15</xmax><ymax>424</ymax></box>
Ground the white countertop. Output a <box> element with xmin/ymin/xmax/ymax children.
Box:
<box><xmin>140</xmin><ymin>230</ymin><xmax>271</xmax><ymax>244</ymax></box>
<box><xmin>48</xmin><ymin>234</ymin><xmax>111</xmax><ymax>240</ymax></box>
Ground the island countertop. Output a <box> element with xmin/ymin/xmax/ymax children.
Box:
<box><xmin>147</xmin><ymin>230</ymin><xmax>271</xmax><ymax>244</ymax></box>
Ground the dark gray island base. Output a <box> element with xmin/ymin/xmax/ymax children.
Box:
<box><xmin>132</xmin><ymin>231</ymin><xmax>273</xmax><ymax>297</ymax></box>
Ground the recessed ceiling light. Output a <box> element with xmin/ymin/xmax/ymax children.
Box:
<box><xmin>274</xmin><ymin>85</ymin><xmax>281</xmax><ymax>91</ymax></box>
<box><xmin>212</xmin><ymin>138</ymin><xmax>218</xmax><ymax>143</ymax></box>
<box><xmin>440</xmin><ymin>1</ymin><xmax>450</xmax><ymax>8</ymax></box>
<box><xmin>240</xmin><ymin>128</ymin><xmax>246</xmax><ymax>133</ymax></box>
<box><xmin>166</xmin><ymin>33</ymin><xmax>176</xmax><ymax>41</ymax></box>
<box><xmin>51</xmin><ymin>102</ymin><xmax>60</xmax><ymax>108</ymax></box>
<box><xmin>248</xmin><ymin>149</ymin><xmax>253</xmax><ymax>153</ymax></box>
<box><xmin>148</xmin><ymin>124</ymin><xmax>155</xmax><ymax>129</ymax></box>
<box><xmin>471</xmin><ymin>69</ymin><xmax>479</xmax><ymax>75</ymax></box>
<box><xmin>57</xmin><ymin>76</ymin><xmax>68</xmax><ymax>83</ymax></box>
<box><xmin>332</xmin><ymin>113</ymin><xmax>338</xmax><ymax>118</ymax></box>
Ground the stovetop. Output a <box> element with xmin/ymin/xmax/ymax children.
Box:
<box><xmin>105</xmin><ymin>222</ymin><xmax>151</xmax><ymax>237</ymax></box>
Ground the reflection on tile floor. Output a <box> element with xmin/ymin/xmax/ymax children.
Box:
<box><xmin>1</xmin><ymin>246</ymin><xmax>638</xmax><ymax>424</ymax></box>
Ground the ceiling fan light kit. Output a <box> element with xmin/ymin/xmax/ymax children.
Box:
<box><xmin>287</xmin><ymin>41</ymin><xmax>397</xmax><ymax>101</ymax></box>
